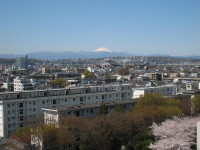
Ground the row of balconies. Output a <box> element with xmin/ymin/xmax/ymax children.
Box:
<box><xmin>5</xmin><ymin>92</ymin><xmax>132</xmax><ymax>116</ymax></box>
<box><xmin>0</xmin><ymin>84</ymin><xmax>132</xmax><ymax>100</ymax></box>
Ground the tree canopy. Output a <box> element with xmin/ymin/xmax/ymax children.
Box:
<box><xmin>48</xmin><ymin>78</ymin><xmax>69</xmax><ymax>88</ymax></box>
<box><xmin>12</xmin><ymin>93</ymin><xmax>188</xmax><ymax>150</ymax></box>
<box><xmin>191</xmin><ymin>95</ymin><xmax>200</xmax><ymax>115</ymax></box>
<box><xmin>82</xmin><ymin>70</ymin><xmax>96</xmax><ymax>80</ymax></box>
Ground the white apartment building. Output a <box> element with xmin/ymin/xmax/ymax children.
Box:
<box><xmin>14</xmin><ymin>77</ymin><xmax>35</xmax><ymax>91</ymax></box>
<box><xmin>132</xmin><ymin>84</ymin><xmax>177</xmax><ymax>99</ymax></box>
<box><xmin>0</xmin><ymin>83</ymin><xmax>132</xmax><ymax>137</ymax></box>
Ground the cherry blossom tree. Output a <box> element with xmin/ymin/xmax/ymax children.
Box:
<box><xmin>149</xmin><ymin>116</ymin><xmax>200</xmax><ymax>150</ymax></box>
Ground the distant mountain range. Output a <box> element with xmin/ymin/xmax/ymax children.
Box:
<box><xmin>28</xmin><ymin>51</ymin><xmax>134</xmax><ymax>60</ymax></box>
<box><xmin>0</xmin><ymin>51</ymin><xmax>200</xmax><ymax>60</ymax></box>
<box><xmin>0</xmin><ymin>51</ymin><xmax>134</xmax><ymax>60</ymax></box>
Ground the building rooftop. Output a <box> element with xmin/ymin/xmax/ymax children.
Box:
<box><xmin>132</xmin><ymin>84</ymin><xmax>176</xmax><ymax>90</ymax></box>
<box><xmin>42</xmin><ymin>99</ymin><xmax>135</xmax><ymax>112</ymax></box>
<box><xmin>0</xmin><ymin>83</ymin><xmax>132</xmax><ymax>95</ymax></box>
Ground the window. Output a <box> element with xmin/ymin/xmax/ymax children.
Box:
<box><xmin>20</xmin><ymin>116</ymin><xmax>23</xmax><ymax>121</ymax></box>
<box><xmin>53</xmin><ymin>100</ymin><xmax>57</xmax><ymax>104</ymax></box>
<box><xmin>19</xmin><ymin>103</ymin><xmax>23</xmax><ymax>108</ymax></box>
<box><xmin>76</xmin><ymin>111</ymin><xmax>80</xmax><ymax>116</ymax></box>
<box><xmin>80</xmin><ymin>97</ymin><xmax>83</xmax><ymax>102</ymax></box>
<box><xmin>20</xmin><ymin>109</ymin><xmax>23</xmax><ymax>114</ymax></box>
<box><xmin>122</xmin><ymin>93</ymin><xmax>124</xmax><ymax>98</ymax></box>
<box><xmin>90</xmin><ymin>109</ymin><xmax>94</xmax><ymax>114</ymax></box>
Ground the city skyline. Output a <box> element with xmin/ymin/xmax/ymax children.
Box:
<box><xmin>0</xmin><ymin>0</ymin><xmax>199</xmax><ymax>56</ymax></box>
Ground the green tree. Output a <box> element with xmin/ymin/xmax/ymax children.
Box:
<box><xmin>125</xmin><ymin>130</ymin><xmax>155</xmax><ymax>150</ymax></box>
<box><xmin>82</xmin><ymin>70</ymin><xmax>96</xmax><ymax>80</ymax></box>
<box><xmin>11</xmin><ymin>126</ymin><xmax>32</xmax><ymax>150</ymax></box>
<box><xmin>179</xmin><ymin>98</ymin><xmax>191</xmax><ymax>115</ymax></box>
<box><xmin>134</xmin><ymin>93</ymin><xmax>181</xmax><ymax>109</ymax></box>
<box><xmin>110</xmin><ymin>112</ymin><xmax>146</xmax><ymax>146</ymax></box>
<box><xmin>104</xmin><ymin>73</ymin><xmax>111</xmax><ymax>79</ymax></box>
<box><xmin>112</xmin><ymin>104</ymin><xmax>122</xmax><ymax>113</ymax></box>
<box><xmin>191</xmin><ymin>95</ymin><xmax>200</xmax><ymax>115</ymax></box>
<box><xmin>79</xmin><ymin>115</ymin><xmax>121</xmax><ymax>150</ymax></box>
<box><xmin>118</xmin><ymin>67</ymin><xmax>129</xmax><ymax>76</ymax></box>
<box><xmin>133</xmin><ymin>93</ymin><xmax>183</xmax><ymax>125</ymax></box>
<box><xmin>49</xmin><ymin>78</ymin><xmax>69</xmax><ymax>88</ymax></box>
<box><xmin>97</xmin><ymin>103</ymin><xmax>108</xmax><ymax>115</ymax></box>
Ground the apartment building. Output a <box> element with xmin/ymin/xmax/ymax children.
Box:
<box><xmin>132</xmin><ymin>84</ymin><xmax>177</xmax><ymax>99</ymax></box>
<box><xmin>0</xmin><ymin>83</ymin><xmax>132</xmax><ymax>137</ymax></box>
<box><xmin>13</xmin><ymin>77</ymin><xmax>35</xmax><ymax>91</ymax></box>
<box><xmin>42</xmin><ymin>99</ymin><xmax>135</xmax><ymax>124</ymax></box>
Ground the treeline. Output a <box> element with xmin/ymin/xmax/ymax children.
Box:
<box><xmin>0</xmin><ymin>58</ymin><xmax>16</xmax><ymax>65</ymax></box>
<box><xmin>12</xmin><ymin>93</ymin><xmax>197</xmax><ymax>150</ymax></box>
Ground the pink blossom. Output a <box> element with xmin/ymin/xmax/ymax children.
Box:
<box><xmin>149</xmin><ymin>116</ymin><xmax>200</xmax><ymax>150</ymax></box>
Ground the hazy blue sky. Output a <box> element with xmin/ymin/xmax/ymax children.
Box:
<box><xmin>0</xmin><ymin>0</ymin><xmax>199</xmax><ymax>56</ymax></box>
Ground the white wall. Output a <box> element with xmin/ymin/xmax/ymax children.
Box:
<box><xmin>133</xmin><ymin>90</ymin><xmax>144</xmax><ymax>99</ymax></box>
<box><xmin>197</xmin><ymin>121</ymin><xmax>200</xmax><ymax>150</ymax></box>
<box><xmin>0</xmin><ymin>104</ymin><xmax>4</xmax><ymax>137</ymax></box>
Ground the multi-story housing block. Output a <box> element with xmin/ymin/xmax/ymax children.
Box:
<box><xmin>132</xmin><ymin>84</ymin><xmax>177</xmax><ymax>99</ymax></box>
<box><xmin>0</xmin><ymin>83</ymin><xmax>132</xmax><ymax>137</ymax></box>
<box><xmin>14</xmin><ymin>77</ymin><xmax>35</xmax><ymax>91</ymax></box>
<box><xmin>42</xmin><ymin>99</ymin><xmax>135</xmax><ymax>125</ymax></box>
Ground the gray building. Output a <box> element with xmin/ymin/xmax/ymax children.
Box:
<box><xmin>16</xmin><ymin>55</ymin><xmax>28</xmax><ymax>70</ymax></box>
<box><xmin>42</xmin><ymin>99</ymin><xmax>135</xmax><ymax>124</ymax></box>
<box><xmin>0</xmin><ymin>83</ymin><xmax>133</xmax><ymax>137</ymax></box>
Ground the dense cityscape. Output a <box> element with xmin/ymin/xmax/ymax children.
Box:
<box><xmin>1</xmin><ymin>0</ymin><xmax>199</xmax><ymax>149</ymax></box>
<box><xmin>0</xmin><ymin>55</ymin><xmax>200</xmax><ymax>149</ymax></box>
